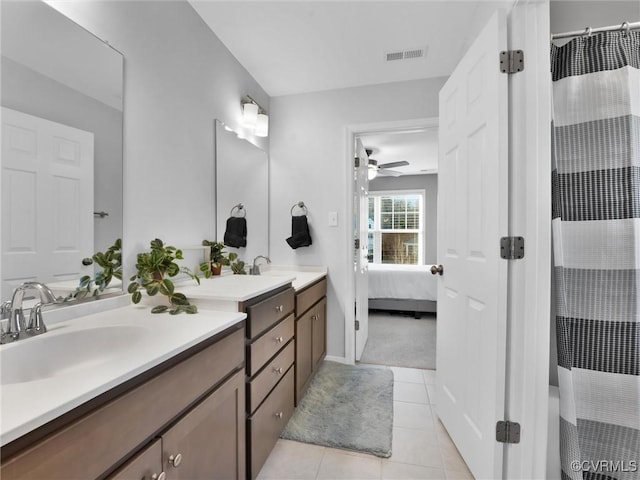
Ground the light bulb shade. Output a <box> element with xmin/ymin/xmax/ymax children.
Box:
<box><xmin>368</xmin><ymin>166</ymin><xmax>378</xmax><ymax>180</ymax></box>
<box><xmin>242</xmin><ymin>102</ymin><xmax>258</xmax><ymax>127</ymax></box>
<box><xmin>255</xmin><ymin>113</ymin><xmax>269</xmax><ymax>137</ymax></box>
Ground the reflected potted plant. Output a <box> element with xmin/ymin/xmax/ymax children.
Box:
<box><xmin>128</xmin><ymin>238</ymin><xmax>200</xmax><ymax>314</ymax></box>
<box><xmin>200</xmin><ymin>240</ymin><xmax>226</xmax><ymax>277</ymax></box>
<box><xmin>67</xmin><ymin>238</ymin><xmax>123</xmax><ymax>301</ymax></box>
<box><xmin>199</xmin><ymin>242</ymin><xmax>247</xmax><ymax>277</ymax></box>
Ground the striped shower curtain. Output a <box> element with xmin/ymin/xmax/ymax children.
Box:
<box><xmin>551</xmin><ymin>31</ymin><xmax>640</xmax><ymax>480</ymax></box>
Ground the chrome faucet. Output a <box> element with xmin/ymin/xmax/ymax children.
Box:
<box><xmin>250</xmin><ymin>255</ymin><xmax>271</xmax><ymax>275</ymax></box>
<box><xmin>1</xmin><ymin>282</ymin><xmax>57</xmax><ymax>344</ymax></box>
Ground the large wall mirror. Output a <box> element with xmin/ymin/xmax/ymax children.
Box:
<box><xmin>215</xmin><ymin>120</ymin><xmax>269</xmax><ymax>266</ymax></box>
<box><xmin>1</xmin><ymin>1</ymin><xmax>124</xmax><ymax>301</ymax></box>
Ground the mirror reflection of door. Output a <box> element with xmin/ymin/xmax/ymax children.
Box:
<box><xmin>1</xmin><ymin>108</ymin><xmax>94</xmax><ymax>299</ymax></box>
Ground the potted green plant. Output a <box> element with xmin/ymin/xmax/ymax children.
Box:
<box><xmin>200</xmin><ymin>240</ymin><xmax>226</xmax><ymax>277</ymax></box>
<box><xmin>128</xmin><ymin>238</ymin><xmax>200</xmax><ymax>314</ymax></box>
<box><xmin>68</xmin><ymin>238</ymin><xmax>123</xmax><ymax>301</ymax></box>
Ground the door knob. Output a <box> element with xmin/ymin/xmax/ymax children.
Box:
<box><xmin>430</xmin><ymin>265</ymin><xmax>444</xmax><ymax>276</ymax></box>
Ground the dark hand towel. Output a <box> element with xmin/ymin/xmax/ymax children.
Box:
<box><xmin>224</xmin><ymin>217</ymin><xmax>247</xmax><ymax>248</ymax></box>
<box><xmin>286</xmin><ymin>215</ymin><xmax>312</xmax><ymax>249</ymax></box>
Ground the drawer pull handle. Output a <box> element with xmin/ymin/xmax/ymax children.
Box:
<box><xmin>275</xmin><ymin>336</ymin><xmax>284</xmax><ymax>343</ymax></box>
<box><xmin>168</xmin><ymin>453</ymin><xmax>183</xmax><ymax>468</ymax></box>
<box><xmin>275</xmin><ymin>411</ymin><xmax>284</xmax><ymax>419</ymax></box>
<box><xmin>273</xmin><ymin>366</ymin><xmax>284</xmax><ymax>374</ymax></box>
<box><xmin>275</xmin><ymin>305</ymin><xmax>284</xmax><ymax>313</ymax></box>
<box><xmin>151</xmin><ymin>473</ymin><xmax>167</xmax><ymax>480</ymax></box>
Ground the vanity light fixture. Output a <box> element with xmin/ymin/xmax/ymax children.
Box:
<box><xmin>242</xmin><ymin>102</ymin><xmax>258</xmax><ymax>127</ymax></box>
<box><xmin>241</xmin><ymin>95</ymin><xmax>269</xmax><ymax>137</ymax></box>
<box><xmin>255</xmin><ymin>113</ymin><xmax>269</xmax><ymax>137</ymax></box>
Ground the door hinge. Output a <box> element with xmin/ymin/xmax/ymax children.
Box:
<box><xmin>354</xmin><ymin>238</ymin><xmax>360</xmax><ymax>249</ymax></box>
<box><xmin>496</xmin><ymin>420</ymin><xmax>521</xmax><ymax>444</ymax></box>
<box><xmin>355</xmin><ymin>320</ymin><xmax>360</xmax><ymax>331</ymax></box>
<box><xmin>499</xmin><ymin>50</ymin><xmax>524</xmax><ymax>74</ymax></box>
<box><xmin>500</xmin><ymin>236</ymin><xmax>525</xmax><ymax>260</ymax></box>
<box><xmin>355</xmin><ymin>157</ymin><xmax>360</xmax><ymax>168</ymax></box>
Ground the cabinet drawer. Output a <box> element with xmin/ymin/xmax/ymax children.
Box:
<box><xmin>247</xmin><ymin>315</ymin><xmax>294</xmax><ymax>376</ymax></box>
<box><xmin>246</xmin><ymin>287</ymin><xmax>295</xmax><ymax>339</ymax></box>
<box><xmin>295</xmin><ymin>278</ymin><xmax>326</xmax><ymax>316</ymax></box>
<box><xmin>248</xmin><ymin>368</ymin><xmax>295</xmax><ymax>480</ymax></box>
<box><xmin>0</xmin><ymin>328</ymin><xmax>245</xmax><ymax>480</ymax></box>
<box><xmin>248</xmin><ymin>341</ymin><xmax>294</xmax><ymax>414</ymax></box>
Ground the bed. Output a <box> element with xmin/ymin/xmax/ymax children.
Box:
<box><xmin>368</xmin><ymin>263</ymin><xmax>437</xmax><ymax>318</ymax></box>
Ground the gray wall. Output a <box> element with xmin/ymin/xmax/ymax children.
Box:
<box><xmin>547</xmin><ymin>0</ymin><xmax>640</xmax><ymax>387</ymax></box>
<box><xmin>48</xmin><ymin>0</ymin><xmax>270</xmax><ymax>278</ymax></box>
<box><xmin>369</xmin><ymin>174</ymin><xmax>438</xmax><ymax>264</ymax></box>
<box><xmin>269</xmin><ymin>77</ymin><xmax>446</xmax><ymax>358</ymax></box>
<box><xmin>1</xmin><ymin>57</ymin><xmax>123</xmax><ymax>254</ymax></box>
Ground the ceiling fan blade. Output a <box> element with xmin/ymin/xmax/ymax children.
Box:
<box><xmin>378</xmin><ymin>160</ymin><xmax>409</xmax><ymax>169</ymax></box>
<box><xmin>377</xmin><ymin>169</ymin><xmax>403</xmax><ymax>177</ymax></box>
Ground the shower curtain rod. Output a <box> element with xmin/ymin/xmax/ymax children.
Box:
<box><xmin>552</xmin><ymin>21</ymin><xmax>640</xmax><ymax>40</ymax></box>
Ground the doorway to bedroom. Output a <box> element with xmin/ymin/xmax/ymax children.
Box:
<box><xmin>354</xmin><ymin>123</ymin><xmax>439</xmax><ymax>371</ymax></box>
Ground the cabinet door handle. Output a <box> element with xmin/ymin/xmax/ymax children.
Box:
<box><xmin>275</xmin><ymin>305</ymin><xmax>283</xmax><ymax>313</ymax></box>
<box><xmin>151</xmin><ymin>473</ymin><xmax>167</xmax><ymax>480</ymax></box>
<box><xmin>273</xmin><ymin>366</ymin><xmax>284</xmax><ymax>374</ymax></box>
<box><xmin>275</xmin><ymin>411</ymin><xmax>283</xmax><ymax>419</ymax></box>
<box><xmin>275</xmin><ymin>336</ymin><xmax>284</xmax><ymax>343</ymax></box>
<box><xmin>168</xmin><ymin>453</ymin><xmax>183</xmax><ymax>468</ymax></box>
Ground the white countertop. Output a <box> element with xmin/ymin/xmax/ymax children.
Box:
<box><xmin>261</xmin><ymin>265</ymin><xmax>327</xmax><ymax>291</ymax></box>
<box><xmin>0</xmin><ymin>306</ymin><xmax>246</xmax><ymax>446</ymax></box>
<box><xmin>177</xmin><ymin>266</ymin><xmax>327</xmax><ymax>310</ymax></box>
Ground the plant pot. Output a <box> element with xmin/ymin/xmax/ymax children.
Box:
<box><xmin>152</xmin><ymin>271</ymin><xmax>163</xmax><ymax>281</ymax></box>
<box><xmin>210</xmin><ymin>263</ymin><xmax>223</xmax><ymax>276</ymax></box>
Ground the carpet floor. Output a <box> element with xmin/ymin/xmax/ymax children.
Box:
<box><xmin>359</xmin><ymin>310</ymin><xmax>437</xmax><ymax>369</ymax></box>
<box><xmin>280</xmin><ymin>361</ymin><xmax>394</xmax><ymax>457</ymax></box>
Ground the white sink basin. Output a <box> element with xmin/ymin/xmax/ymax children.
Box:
<box><xmin>1</xmin><ymin>325</ymin><xmax>148</xmax><ymax>385</ymax></box>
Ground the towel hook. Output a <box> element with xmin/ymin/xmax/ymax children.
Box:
<box><xmin>290</xmin><ymin>201</ymin><xmax>308</xmax><ymax>216</ymax></box>
<box><xmin>230</xmin><ymin>203</ymin><xmax>246</xmax><ymax>217</ymax></box>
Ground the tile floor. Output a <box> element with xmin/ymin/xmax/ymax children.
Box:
<box><xmin>257</xmin><ymin>366</ymin><xmax>474</xmax><ymax>480</ymax></box>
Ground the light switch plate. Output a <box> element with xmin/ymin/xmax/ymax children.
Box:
<box><xmin>328</xmin><ymin>211</ymin><xmax>338</xmax><ymax>227</ymax></box>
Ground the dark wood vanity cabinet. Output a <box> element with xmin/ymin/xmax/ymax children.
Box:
<box><xmin>241</xmin><ymin>285</ymin><xmax>296</xmax><ymax>480</ymax></box>
<box><xmin>295</xmin><ymin>277</ymin><xmax>327</xmax><ymax>404</ymax></box>
<box><xmin>0</xmin><ymin>324</ymin><xmax>246</xmax><ymax>480</ymax></box>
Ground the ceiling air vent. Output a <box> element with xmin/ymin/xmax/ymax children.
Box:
<box><xmin>385</xmin><ymin>46</ymin><xmax>427</xmax><ymax>62</ymax></box>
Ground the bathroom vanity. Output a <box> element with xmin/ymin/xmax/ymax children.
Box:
<box><xmin>0</xmin><ymin>268</ymin><xmax>327</xmax><ymax>480</ymax></box>
<box><xmin>183</xmin><ymin>267</ymin><xmax>327</xmax><ymax>479</ymax></box>
<box><xmin>0</xmin><ymin>308</ymin><xmax>247</xmax><ymax>479</ymax></box>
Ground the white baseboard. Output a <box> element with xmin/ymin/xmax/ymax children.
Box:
<box><xmin>324</xmin><ymin>355</ymin><xmax>354</xmax><ymax>365</ymax></box>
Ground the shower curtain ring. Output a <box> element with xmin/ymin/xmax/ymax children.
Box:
<box><xmin>582</xmin><ymin>27</ymin><xmax>592</xmax><ymax>38</ymax></box>
<box><xmin>620</xmin><ymin>22</ymin><xmax>630</xmax><ymax>36</ymax></box>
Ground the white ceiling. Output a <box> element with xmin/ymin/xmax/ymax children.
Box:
<box><xmin>189</xmin><ymin>1</ymin><xmax>510</xmax><ymax>175</ymax></box>
<box><xmin>189</xmin><ymin>0</ymin><xmax>508</xmax><ymax>97</ymax></box>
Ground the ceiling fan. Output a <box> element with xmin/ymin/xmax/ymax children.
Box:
<box><xmin>365</xmin><ymin>149</ymin><xmax>409</xmax><ymax>179</ymax></box>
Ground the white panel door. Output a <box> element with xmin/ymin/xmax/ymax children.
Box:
<box><xmin>1</xmin><ymin>107</ymin><xmax>94</xmax><ymax>299</ymax></box>
<box><xmin>354</xmin><ymin>138</ymin><xmax>369</xmax><ymax>361</ymax></box>
<box><xmin>435</xmin><ymin>11</ymin><xmax>509</xmax><ymax>479</ymax></box>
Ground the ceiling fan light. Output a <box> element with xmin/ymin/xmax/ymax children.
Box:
<box><xmin>242</xmin><ymin>102</ymin><xmax>258</xmax><ymax>127</ymax></box>
<box><xmin>368</xmin><ymin>166</ymin><xmax>378</xmax><ymax>180</ymax></box>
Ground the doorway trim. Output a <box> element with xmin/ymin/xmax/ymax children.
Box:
<box><xmin>344</xmin><ymin>117</ymin><xmax>439</xmax><ymax>364</ymax></box>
